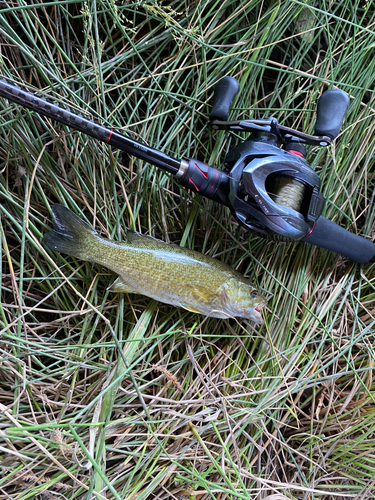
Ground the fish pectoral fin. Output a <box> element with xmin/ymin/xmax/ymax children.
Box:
<box><xmin>187</xmin><ymin>284</ymin><xmax>218</xmax><ymax>305</ymax></box>
<box><xmin>180</xmin><ymin>284</ymin><xmax>221</xmax><ymax>316</ymax></box>
<box><xmin>184</xmin><ymin>305</ymin><xmax>203</xmax><ymax>314</ymax></box>
<box><xmin>107</xmin><ymin>277</ymin><xmax>138</xmax><ymax>294</ymax></box>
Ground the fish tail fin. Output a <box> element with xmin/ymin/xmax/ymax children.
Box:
<box><xmin>43</xmin><ymin>204</ymin><xmax>99</xmax><ymax>259</ymax></box>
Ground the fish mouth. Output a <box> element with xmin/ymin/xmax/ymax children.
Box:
<box><xmin>252</xmin><ymin>305</ymin><xmax>264</xmax><ymax>324</ymax></box>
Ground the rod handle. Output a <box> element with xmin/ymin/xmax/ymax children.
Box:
<box><xmin>176</xmin><ymin>158</ymin><xmax>230</xmax><ymax>205</ymax></box>
<box><xmin>304</xmin><ymin>216</ymin><xmax>375</xmax><ymax>263</ymax></box>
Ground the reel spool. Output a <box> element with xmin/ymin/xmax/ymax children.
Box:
<box><xmin>267</xmin><ymin>176</ymin><xmax>306</xmax><ymax>212</ymax></box>
<box><xmin>264</xmin><ymin>176</ymin><xmax>307</xmax><ymax>241</ymax></box>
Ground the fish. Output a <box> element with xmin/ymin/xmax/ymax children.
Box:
<box><xmin>43</xmin><ymin>204</ymin><xmax>267</xmax><ymax>323</ymax></box>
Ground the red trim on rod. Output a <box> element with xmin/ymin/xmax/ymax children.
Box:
<box><xmin>303</xmin><ymin>222</ymin><xmax>316</xmax><ymax>238</ymax></box>
<box><xmin>106</xmin><ymin>129</ymin><xmax>113</xmax><ymax>143</ymax></box>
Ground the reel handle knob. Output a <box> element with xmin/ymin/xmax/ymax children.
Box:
<box><xmin>209</xmin><ymin>76</ymin><xmax>240</xmax><ymax>121</ymax></box>
<box><xmin>315</xmin><ymin>89</ymin><xmax>350</xmax><ymax>139</ymax></box>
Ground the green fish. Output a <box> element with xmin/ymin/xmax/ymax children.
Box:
<box><xmin>43</xmin><ymin>204</ymin><xmax>267</xmax><ymax>323</ymax></box>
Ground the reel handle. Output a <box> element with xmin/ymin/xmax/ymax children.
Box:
<box><xmin>209</xmin><ymin>76</ymin><xmax>240</xmax><ymax>121</ymax></box>
<box><xmin>315</xmin><ymin>89</ymin><xmax>350</xmax><ymax>139</ymax></box>
<box><xmin>304</xmin><ymin>216</ymin><xmax>375</xmax><ymax>263</ymax></box>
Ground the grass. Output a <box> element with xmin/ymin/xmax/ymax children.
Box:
<box><xmin>0</xmin><ymin>0</ymin><xmax>374</xmax><ymax>499</ymax></box>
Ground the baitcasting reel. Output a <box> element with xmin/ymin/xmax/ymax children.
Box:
<box><xmin>205</xmin><ymin>77</ymin><xmax>344</xmax><ymax>239</ymax></box>
<box><xmin>0</xmin><ymin>76</ymin><xmax>374</xmax><ymax>263</ymax></box>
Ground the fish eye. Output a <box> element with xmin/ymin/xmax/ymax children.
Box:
<box><xmin>251</xmin><ymin>290</ymin><xmax>258</xmax><ymax>298</ymax></box>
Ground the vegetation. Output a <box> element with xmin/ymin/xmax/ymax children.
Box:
<box><xmin>0</xmin><ymin>1</ymin><xmax>374</xmax><ymax>499</ymax></box>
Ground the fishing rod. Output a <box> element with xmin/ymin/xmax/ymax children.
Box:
<box><xmin>0</xmin><ymin>76</ymin><xmax>374</xmax><ymax>264</ymax></box>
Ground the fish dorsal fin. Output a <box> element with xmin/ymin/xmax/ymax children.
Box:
<box><xmin>126</xmin><ymin>230</ymin><xmax>167</xmax><ymax>247</ymax></box>
<box><xmin>126</xmin><ymin>231</ymin><xmax>197</xmax><ymax>258</ymax></box>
